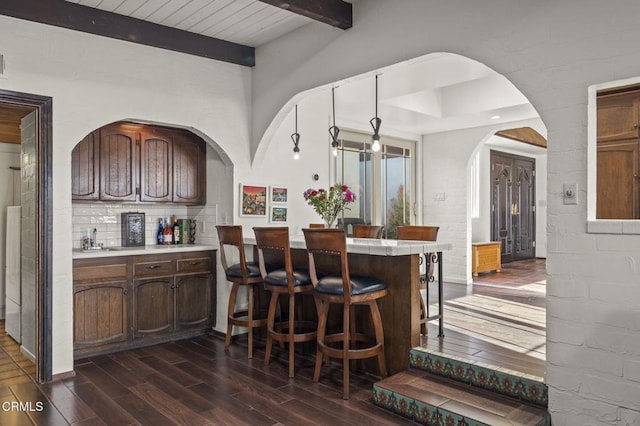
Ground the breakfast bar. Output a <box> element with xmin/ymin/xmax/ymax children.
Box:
<box><xmin>244</xmin><ymin>235</ymin><xmax>452</xmax><ymax>375</ymax></box>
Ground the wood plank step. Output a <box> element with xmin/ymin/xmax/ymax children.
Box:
<box><xmin>374</xmin><ymin>369</ymin><xmax>549</xmax><ymax>426</ymax></box>
<box><xmin>410</xmin><ymin>347</ymin><xmax>547</xmax><ymax>408</ymax></box>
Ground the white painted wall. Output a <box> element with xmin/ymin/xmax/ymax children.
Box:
<box><xmin>0</xmin><ymin>14</ymin><xmax>251</xmax><ymax>376</ymax></box>
<box><xmin>252</xmin><ymin>1</ymin><xmax>640</xmax><ymax>423</ymax></box>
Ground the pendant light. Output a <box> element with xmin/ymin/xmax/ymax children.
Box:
<box><xmin>329</xmin><ymin>87</ymin><xmax>340</xmax><ymax>157</ymax></box>
<box><xmin>291</xmin><ymin>104</ymin><xmax>301</xmax><ymax>160</ymax></box>
<box><xmin>370</xmin><ymin>74</ymin><xmax>382</xmax><ymax>152</ymax></box>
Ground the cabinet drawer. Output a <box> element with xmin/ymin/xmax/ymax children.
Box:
<box><xmin>133</xmin><ymin>260</ymin><xmax>174</xmax><ymax>277</ymax></box>
<box><xmin>74</xmin><ymin>263</ymin><xmax>128</xmax><ymax>282</ymax></box>
<box><xmin>177</xmin><ymin>256</ymin><xmax>212</xmax><ymax>274</ymax></box>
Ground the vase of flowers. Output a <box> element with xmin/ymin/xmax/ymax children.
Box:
<box><xmin>303</xmin><ymin>183</ymin><xmax>356</xmax><ymax>228</ymax></box>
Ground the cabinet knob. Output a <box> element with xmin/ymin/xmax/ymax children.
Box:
<box><xmin>123</xmin><ymin>289</ymin><xmax>128</xmax><ymax>295</ymax></box>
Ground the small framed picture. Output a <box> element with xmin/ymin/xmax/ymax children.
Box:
<box><xmin>270</xmin><ymin>206</ymin><xmax>288</xmax><ymax>223</ymax></box>
<box><xmin>240</xmin><ymin>184</ymin><xmax>267</xmax><ymax>216</ymax></box>
<box><xmin>270</xmin><ymin>186</ymin><xmax>288</xmax><ymax>203</ymax></box>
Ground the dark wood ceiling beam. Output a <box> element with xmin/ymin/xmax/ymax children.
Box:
<box><xmin>0</xmin><ymin>0</ymin><xmax>255</xmax><ymax>67</ymax></box>
<box><xmin>258</xmin><ymin>0</ymin><xmax>352</xmax><ymax>30</ymax></box>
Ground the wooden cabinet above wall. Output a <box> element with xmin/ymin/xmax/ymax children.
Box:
<box><xmin>71</xmin><ymin>122</ymin><xmax>207</xmax><ymax>205</ymax></box>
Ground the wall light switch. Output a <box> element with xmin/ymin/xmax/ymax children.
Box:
<box><xmin>435</xmin><ymin>192</ymin><xmax>446</xmax><ymax>201</ymax></box>
<box><xmin>563</xmin><ymin>183</ymin><xmax>578</xmax><ymax>205</ymax></box>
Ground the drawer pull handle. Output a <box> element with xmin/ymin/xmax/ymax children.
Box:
<box><xmin>188</xmin><ymin>261</ymin><xmax>200</xmax><ymax>266</ymax></box>
<box><xmin>146</xmin><ymin>265</ymin><xmax>161</xmax><ymax>270</ymax></box>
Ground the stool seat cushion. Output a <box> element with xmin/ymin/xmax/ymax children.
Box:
<box><xmin>265</xmin><ymin>268</ymin><xmax>312</xmax><ymax>287</ymax></box>
<box><xmin>226</xmin><ymin>261</ymin><xmax>261</xmax><ymax>278</ymax></box>
<box><xmin>316</xmin><ymin>275</ymin><xmax>387</xmax><ymax>295</ymax></box>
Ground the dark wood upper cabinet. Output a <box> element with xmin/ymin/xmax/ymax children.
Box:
<box><xmin>173</xmin><ymin>131</ymin><xmax>206</xmax><ymax>204</ymax></box>
<box><xmin>71</xmin><ymin>131</ymin><xmax>99</xmax><ymax>200</ymax></box>
<box><xmin>597</xmin><ymin>89</ymin><xmax>640</xmax><ymax>219</ymax></box>
<box><xmin>597</xmin><ymin>91</ymin><xmax>640</xmax><ymax>143</ymax></box>
<box><xmin>71</xmin><ymin>122</ymin><xmax>206</xmax><ymax>205</ymax></box>
<box><xmin>140</xmin><ymin>128</ymin><xmax>173</xmax><ymax>202</ymax></box>
<box><xmin>99</xmin><ymin>123</ymin><xmax>138</xmax><ymax>202</ymax></box>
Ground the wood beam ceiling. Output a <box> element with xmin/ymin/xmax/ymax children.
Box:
<box><xmin>0</xmin><ymin>0</ymin><xmax>255</xmax><ymax>67</ymax></box>
<box><xmin>258</xmin><ymin>0</ymin><xmax>352</xmax><ymax>29</ymax></box>
<box><xmin>495</xmin><ymin>127</ymin><xmax>547</xmax><ymax>149</ymax></box>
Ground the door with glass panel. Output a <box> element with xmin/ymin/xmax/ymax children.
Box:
<box><xmin>336</xmin><ymin>131</ymin><xmax>415</xmax><ymax>238</ymax></box>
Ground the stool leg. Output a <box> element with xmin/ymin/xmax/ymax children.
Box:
<box><xmin>247</xmin><ymin>284</ymin><xmax>255</xmax><ymax>359</ymax></box>
<box><xmin>342</xmin><ymin>302</ymin><xmax>350</xmax><ymax>400</ymax></box>
<box><xmin>313</xmin><ymin>299</ymin><xmax>329</xmax><ymax>382</ymax></box>
<box><xmin>225</xmin><ymin>282</ymin><xmax>240</xmax><ymax>351</ymax></box>
<box><xmin>369</xmin><ymin>300</ymin><xmax>387</xmax><ymax>378</ymax></box>
<box><xmin>419</xmin><ymin>294</ymin><xmax>428</xmax><ymax>335</ymax></box>
<box><xmin>264</xmin><ymin>291</ymin><xmax>279</xmax><ymax>366</ymax></box>
<box><xmin>288</xmin><ymin>294</ymin><xmax>295</xmax><ymax>378</ymax></box>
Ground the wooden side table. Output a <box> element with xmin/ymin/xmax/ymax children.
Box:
<box><xmin>472</xmin><ymin>242</ymin><xmax>502</xmax><ymax>276</ymax></box>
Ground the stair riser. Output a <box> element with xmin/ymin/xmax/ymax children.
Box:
<box><xmin>410</xmin><ymin>350</ymin><xmax>548</xmax><ymax>407</ymax></box>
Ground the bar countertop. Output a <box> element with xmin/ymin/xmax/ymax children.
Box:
<box><xmin>243</xmin><ymin>235</ymin><xmax>452</xmax><ymax>255</ymax></box>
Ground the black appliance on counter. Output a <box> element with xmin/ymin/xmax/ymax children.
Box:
<box><xmin>121</xmin><ymin>212</ymin><xmax>145</xmax><ymax>246</ymax></box>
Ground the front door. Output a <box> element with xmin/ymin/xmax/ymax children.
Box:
<box><xmin>491</xmin><ymin>151</ymin><xmax>536</xmax><ymax>263</ymax></box>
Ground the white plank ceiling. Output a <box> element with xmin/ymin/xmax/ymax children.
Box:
<box><xmin>64</xmin><ymin>0</ymin><xmax>314</xmax><ymax>47</ymax></box>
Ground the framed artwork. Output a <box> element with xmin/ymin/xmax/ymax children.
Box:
<box><xmin>270</xmin><ymin>186</ymin><xmax>288</xmax><ymax>203</ymax></box>
<box><xmin>270</xmin><ymin>206</ymin><xmax>288</xmax><ymax>223</ymax></box>
<box><xmin>240</xmin><ymin>184</ymin><xmax>267</xmax><ymax>216</ymax></box>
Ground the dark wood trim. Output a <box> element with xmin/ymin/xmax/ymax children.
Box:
<box><xmin>0</xmin><ymin>89</ymin><xmax>53</xmax><ymax>383</ymax></box>
<box><xmin>258</xmin><ymin>0</ymin><xmax>352</xmax><ymax>29</ymax></box>
<box><xmin>0</xmin><ymin>0</ymin><xmax>255</xmax><ymax>67</ymax></box>
<box><xmin>495</xmin><ymin>127</ymin><xmax>547</xmax><ymax>149</ymax></box>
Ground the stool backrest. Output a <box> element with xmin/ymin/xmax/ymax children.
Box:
<box><xmin>352</xmin><ymin>224</ymin><xmax>383</xmax><ymax>239</ymax></box>
<box><xmin>396</xmin><ymin>225</ymin><xmax>439</xmax><ymax>241</ymax></box>
<box><xmin>302</xmin><ymin>228</ymin><xmax>352</xmax><ymax>301</ymax></box>
<box><xmin>216</xmin><ymin>225</ymin><xmax>249</xmax><ymax>280</ymax></box>
<box><xmin>253</xmin><ymin>227</ymin><xmax>295</xmax><ymax>288</ymax></box>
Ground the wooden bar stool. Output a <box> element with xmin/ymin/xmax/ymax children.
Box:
<box><xmin>396</xmin><ymin>225</ymin><xmax>440</xmax><ymax>335</ymax></box>
<box><xmin>216</xmin><ymin>225</ymin><xmax>267</xmax><ymax>359</ymax></box>
<box><xmin>253</xmin><ymin>227</ymin><xmax>317</xmax><ymax>378</ymax></box>
<box><xmin>302</xmin><ymin>228</ymin><xmax>388</xmax><ymax>399</ymax></box>
<box><xmin>352</xmin><ymin>224</ymin><xmax>383</xmax><ymax>239</ymax></box>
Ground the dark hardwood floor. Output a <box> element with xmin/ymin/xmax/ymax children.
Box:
<box><xmin>0</xmin><ymin>258</ymin><xmax>545</xmax><ymax>425</ymax></box>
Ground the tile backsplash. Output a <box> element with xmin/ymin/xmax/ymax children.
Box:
<box><xmin>72</xmin><ymin>203</ymin><xmax>218</xmax><ymax>248</ymax></box>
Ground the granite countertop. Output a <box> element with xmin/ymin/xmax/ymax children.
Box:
<box><xmin>72</xmin><ymin>244</ymin><xmax>218</xmax><ymax>259</ymax></box>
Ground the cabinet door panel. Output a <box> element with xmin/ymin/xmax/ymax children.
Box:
<box><xmin>175</xmin><ymin>274</ymin><xmax>211</xmax><ymax>330</ymax></box>
<box><xmin>100</xmin><ymin>124</ymin><xmax>138</xmax><ymax>201</ymax></box>
<box><xmin>597</xmin><ymin>92</ymin><xmax>640</xmax><ymax>143</ymax></box>
<box><xmin>71</xmin><ymin>131</ymin><xmax>99</xmax><ymax>200</ymax></box>
<box><xmin>173</xmin><ymin>133</ymin><xmax>206</xmax><ymax>204</ymax></box>
<box><xmin>597</xmin><ymin>142</ymin><xmax>640</xmax><ymax>219</ymax></box>
<box><xmin>133</xmin><ymin>277</ymin><xmax>174</xmax><ymax>337</ymax></box>
<box><xmin>140</xmin><ymin>129</ymin><xmax>173</xmax><ymax>202</ymax></box>
<box><xmin>74</xmin><ymin>281</ymin><xmax>128</xmax><ymax>348</ymax></box>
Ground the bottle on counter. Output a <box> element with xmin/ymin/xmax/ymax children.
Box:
<box><xmin>156</xmin><ymin>218</ymin><xmax>164</xmax><ymax>245</ymax></box>
<box><xmin>172</xmin><ymin>215</ymin><xmax>180</xmax><ymax>244</ymax></box>
<box><xmin>162</xmin><ymin>217</ymin><xmax>173</xmax><ymax>245</ymax></box>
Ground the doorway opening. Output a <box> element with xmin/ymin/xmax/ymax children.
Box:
<box><xmin>0</xmin><ymin>89</ymin><xmax>53</xmax><ymax>383</ymax></box>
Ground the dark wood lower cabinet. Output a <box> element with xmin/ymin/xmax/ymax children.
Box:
<box><xmin>73</xmin><ymin>250</ymin><xmax>216</xmax><ymax>359</ymax></box>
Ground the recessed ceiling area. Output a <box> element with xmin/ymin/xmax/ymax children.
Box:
<box><xmin>327</xmin><ymin>53</ymin><xmax>542</xmax><ymax>138</ymax></box>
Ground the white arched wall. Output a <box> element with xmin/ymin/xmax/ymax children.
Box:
<box><xmin>252</xmin><ymin>2</ymin><xmax>640</xmax><ymax>422</ymax></box>
<box><xmin>0</xmin><ymin>14</ymin><xmax>252</xmax><ymax>376</ymax></box>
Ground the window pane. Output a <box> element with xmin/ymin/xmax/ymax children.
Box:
<box><xmin>384</xmin><ymin>147</ymin><xmax>411</xmax><ymax>239</ymax></box>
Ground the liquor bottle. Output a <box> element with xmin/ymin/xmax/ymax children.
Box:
<box><xmin>156</xmin><ymin>218</ymin><xmax>164</xmax><ymax>245</ymax></box>
<box><xmin>172</xmin><ymin>215</ymin><xmax>180</xmax><ymax>244</ymax></box>
<box><xmin>162</xmin><ymin>217</ymin><xmax>173</xmax><ymax>245</ymax></box>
